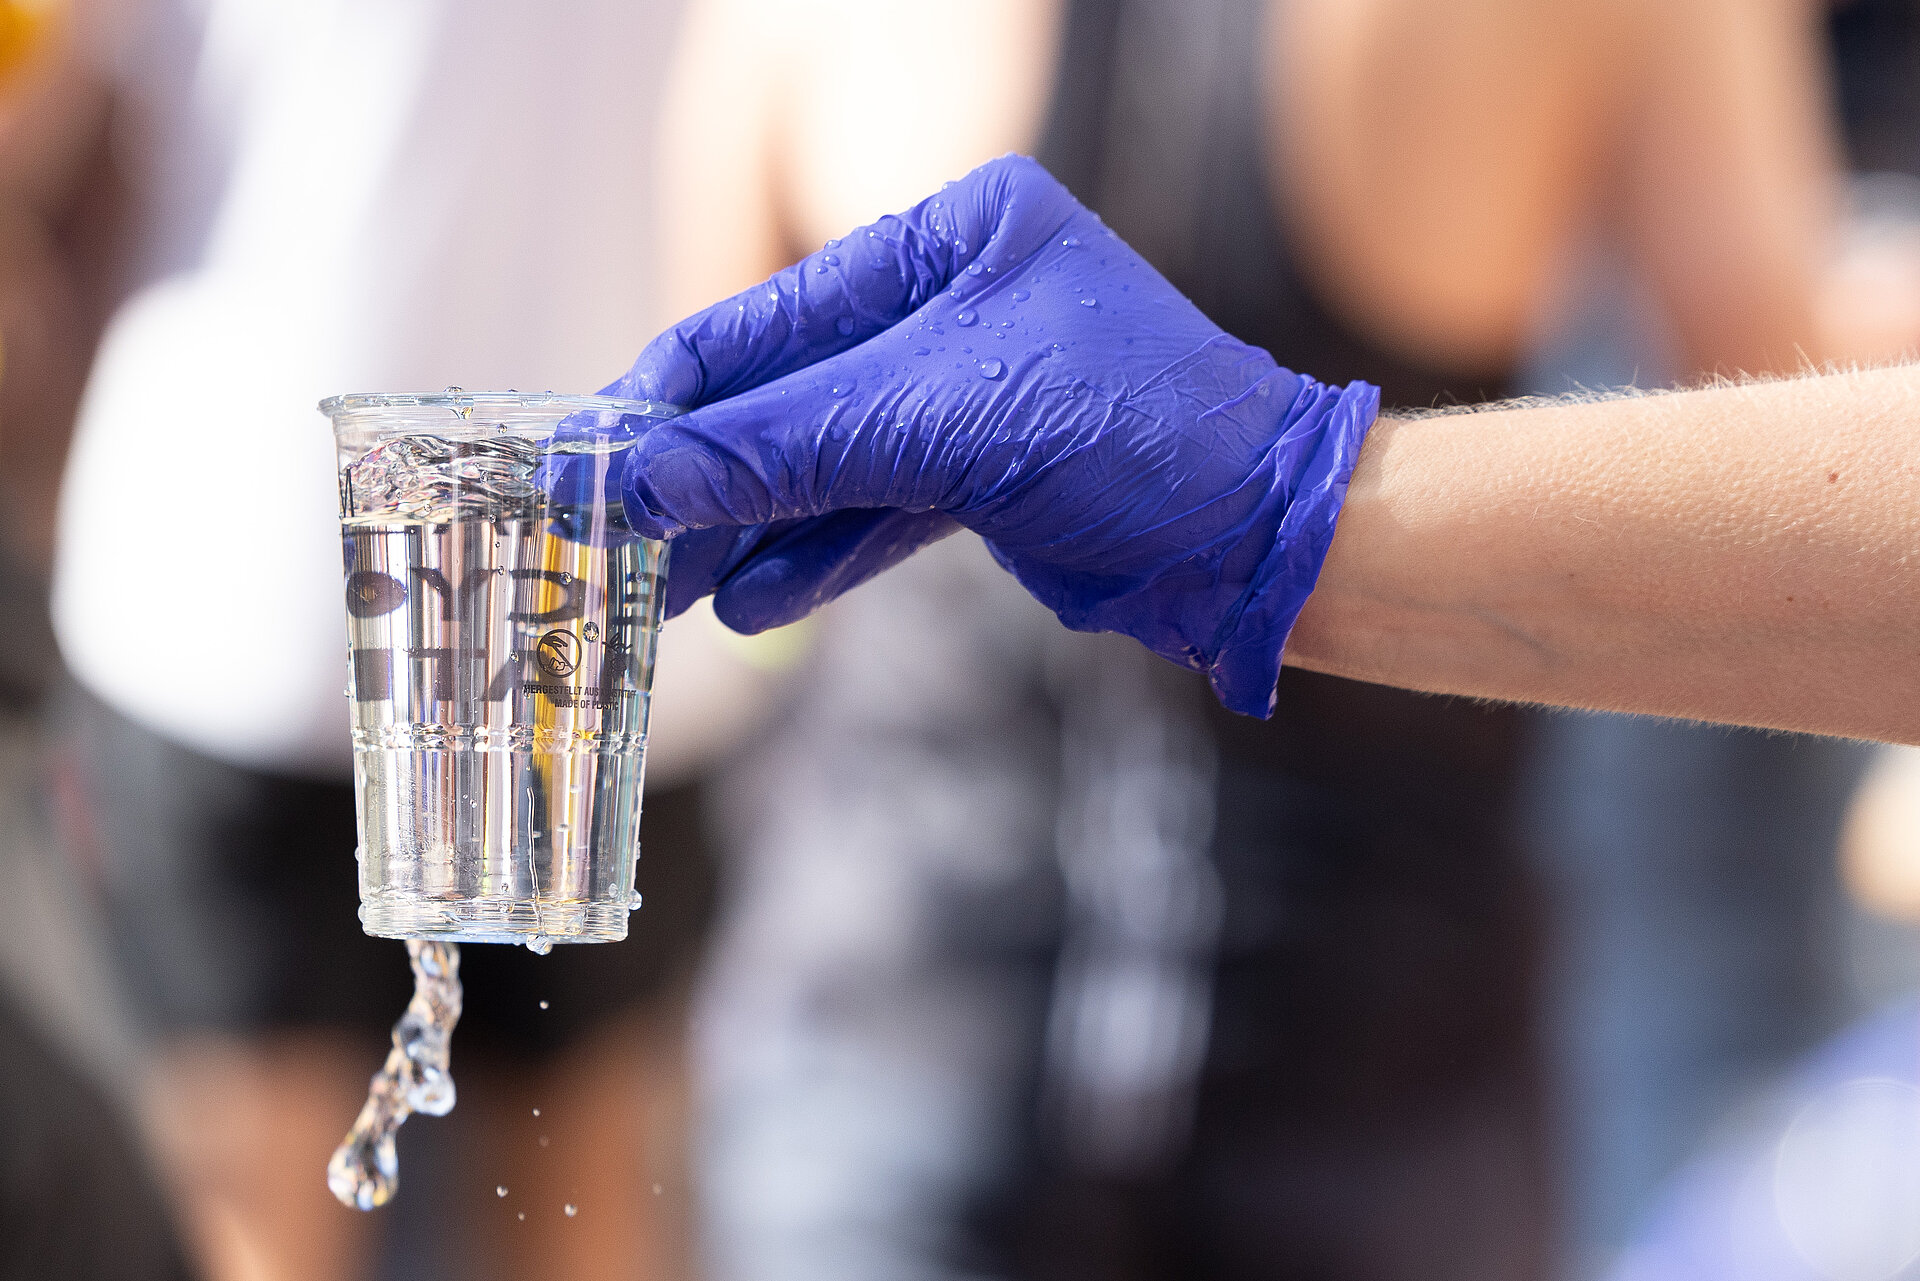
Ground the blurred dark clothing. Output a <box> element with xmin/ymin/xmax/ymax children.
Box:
<box><xmin>0</xmin><ymin>996</ymin><xmax>193</xmax><ymax>1281</ymax></box>
<box><xmin>1523</xmin><ymin>719</ymin><xmax>1867</xmax><ymax>1252</ymax></box>
<box><xmin>980</xmin><ymin>1</ymin><xmax>1550</xmax><ymax>1277</ymax></box>
<box><xmin>54</xmin><ymin>683</ymin><xmax>715</xmax><ymax>1058</ymax></box>
<box><xmin>1830</xmin><ymin>0</ymin><xmax>1920</xmax><ymax>175</ymax></box>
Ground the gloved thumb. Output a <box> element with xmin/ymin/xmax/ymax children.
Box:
<box><xmin>605</xmin><ymin>154</ymin><xmax>1080</xmax><ymax>408</ymax></box>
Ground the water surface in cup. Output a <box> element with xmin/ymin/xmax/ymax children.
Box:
<box><xmin>341</xmin><ymin>429</ymin><xmax>664</xmax><ymax>947</ymax></box>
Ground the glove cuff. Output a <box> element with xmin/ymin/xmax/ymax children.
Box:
<box><xmin>1208</xmin><ymin>378</ymin><xmax>1380</xmax><ymax>716</ymax></box>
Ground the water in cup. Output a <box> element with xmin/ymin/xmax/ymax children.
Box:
<box><xmin>333</xmin><ymin>404</ymin><xmax>669</xmax><ymax>947</ymax></box>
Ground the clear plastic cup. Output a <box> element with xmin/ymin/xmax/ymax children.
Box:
<box><xmin>323</xmin><ymin>391</ymin><xmax>679</xmax><ymax>949</ymax></box>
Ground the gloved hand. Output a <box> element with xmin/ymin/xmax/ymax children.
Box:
<box><xmin>603</xmin><ymin>155</ymin><xmax>1379</xmax><ymax>716</ymax></box>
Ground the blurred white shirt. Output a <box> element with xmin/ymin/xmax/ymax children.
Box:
<box><xmin>53</xmin><ymin>0</ymin><xmax>684</xmax><ymax>775</ymax></box>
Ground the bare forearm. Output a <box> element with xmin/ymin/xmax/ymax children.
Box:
<box><xmin>1287</xmin><ymin>365</ymin><xmax>1920</xmax><ymax>742</ymax></box>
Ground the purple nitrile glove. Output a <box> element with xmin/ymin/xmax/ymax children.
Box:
<box><xmin>603</xmin><ymin>155</ymin><xmax>1378</xmax><ymax>717</ymax></box>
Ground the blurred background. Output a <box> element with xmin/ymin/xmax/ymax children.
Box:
<box><xmin>4</xmin><ymin>1</ymin><xmax>1920</xmax><ymax>1279</ymax></box>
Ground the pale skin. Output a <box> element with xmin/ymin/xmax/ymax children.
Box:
<box><xmin>1289</xmin><ymin>363</ymin><xmax>1920</xmax><ymax>744</ymax></box>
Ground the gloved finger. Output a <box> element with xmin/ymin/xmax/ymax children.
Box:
<box><xmin>533</xmin><ymin>435</ymin><xmax>629</xmax><ymax>510</ymax></box>
<box><xmin>711</xmin><ymin>508</ymin><xmax>961</xmax><ymax>633</ymax></box>
<box><xmin>538</xmin><ymin>403</ymin><xmax>685</xmax><ymax>551</ymax></box>
<box><xmin>601</xmin><ymin>154</ymin><xmax>1081</xmax><ymax>407</ymax></box>
<box><xmin>655</xmin><ymin>517</ymin><xmax>807</xmax><ymax>619</ymax></box>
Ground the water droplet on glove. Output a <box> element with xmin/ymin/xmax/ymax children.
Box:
<box><xmin>835</xmin><ymin>317</ymin><xmax>855</xmax><ymax>337</ymax></box>
<box><xmin>955</xmin><ymin>309</ymin><xmax>979</xmax><ymax>327</ymax></box>
<box><xmin>979</xmin><ymin>358</ymin><xmax>1006</xmax><ymax>380</ymax></box>
<box><xmin>1011</xmin><ymin>290</ymin><xmax>1030</xmax><ymax>302</ymax></box>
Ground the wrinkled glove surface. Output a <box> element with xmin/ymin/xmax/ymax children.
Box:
<box><xmin>603</xmin><ymin>155</ymin><xmax>1378</xmax><ymax>716</ymax></box>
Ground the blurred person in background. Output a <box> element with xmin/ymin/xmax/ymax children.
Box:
<box><xmin>0</xmin><ymin>1</ymin><xmax>776</xmax><ymax>1279</ymax></box>
<box><xmin>0</xmin><ymin>6</ymin><xmax>192</xmax><ymax>1279</ymax></box>
<box><xmin>1591</xmin><ymin>687</ymin><xmax>1920</xmax><ymax>1281</ymax></box>
<box><xmin>1634</xmin><ymin>5</ymin><xmax>1920</xmax><ymax>1237</ymax></box>
<box><xmin>1521</xmin><ymin>0</ymin><xmax>1920</xmax><ymax>1267</ymax></box>
<box><xmin>659</xmin><ymin>2</ymin><xmax>1920</xmax><ymax>1280</ymax></box>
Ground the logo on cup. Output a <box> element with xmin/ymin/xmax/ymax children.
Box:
<box><xmin>535</xmin><ymin>630</ymin><xmax>581</xmax><ymax>678</ymax></box>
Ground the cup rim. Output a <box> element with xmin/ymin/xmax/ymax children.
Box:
<box><xmin>319</xmin><ymin>390</ymin><xmax>685</xmax><ymax>420</ymax></box>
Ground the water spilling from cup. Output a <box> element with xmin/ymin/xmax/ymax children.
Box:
<box><xmin>320</xmin><ymin>390</ymin><xmax>678</xmax><ymax>1208</ymax></box>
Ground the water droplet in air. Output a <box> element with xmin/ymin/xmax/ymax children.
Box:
<box><xmin>409</xmin><ymin>1069</ymin><xmax>456</xmax><ymax>1116</ymax></box>
<box><xmin>965</xmin><ymin>262</ymin><xmax>984</xmax><ymax>276</ymax></box>
<box><xmin>497</xmin><ymin>1186</ymin><xmax>509</xmax><ymax>1198</ymax></box>
<box><xmin>532</xmin><ymin>1108</ymin><xmax>541</xmax><ymax>1117</ymax></box>
<box><xmin>582</xmin><ymin>622</ymin><xmax>599</xmax><ymax>641</ymax></box>
<box><xmin>565</xmin><ymin>1204</ymin><xmax>578</xmax><ymax>1218</ymax></box>
<box><xmin>517</xmin><ymin>1212</ymin><xmax>526</xmax><ymax>1222</ymax></box>
<box><xmin>539</xmin><ymin>1136</ymin><xmax>550</xmax><ymax>1147</ymax></box>
<box><xmin>1011</xmin><ymin>290</ymin><xmax>1030</xmax><ymax>302</ymax></box>
<box><xmin>835</xmin><ymin>317</ymin><xmax>855</xmax><ymax>337</ymax></box>
<box><xmin>979</xmin><ymin>358</ymin><xmax>1006</xmax><ymax>380</ymax></box>
<box><xmin>538</xmin><ymin>999</ymin><xmax>550</xmax><ymax>1010</ymax></box>
<box><xmin>955</xmin><ymin>309</ymin><xmax>978</xmax><ymax>327</ymax></box>
<box><xmin>653</xmin><ymin>1184</ymin><xmax>663</xmax><ymax>1196</ymax></box>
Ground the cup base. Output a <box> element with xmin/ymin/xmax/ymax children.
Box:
<box><xmin>359</xmin><ymin>896</ymin><xmax>630</xmax><ymax>945</ymax></box>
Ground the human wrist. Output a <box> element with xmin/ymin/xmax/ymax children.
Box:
<box><xmin>1208</xmin><ymin>375</ymin><xmax>1380</xmax><ymax>716</ymax></box>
